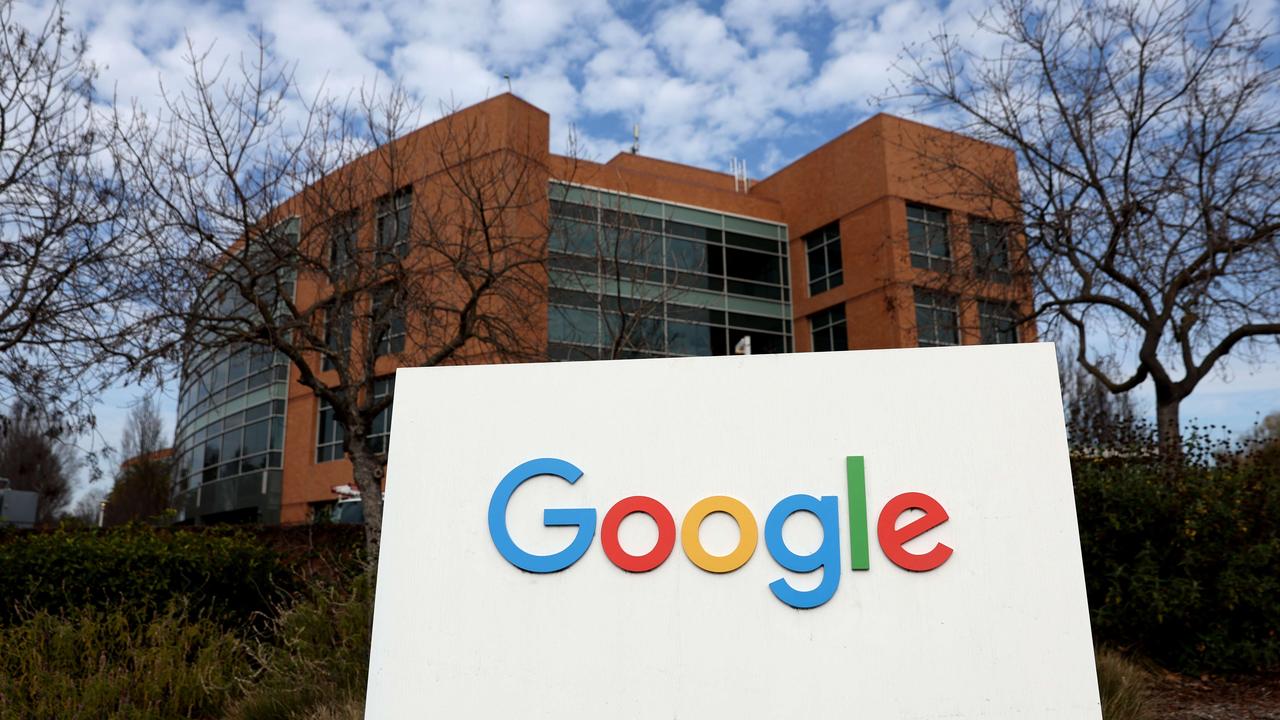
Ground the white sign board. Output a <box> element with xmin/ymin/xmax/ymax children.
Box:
<box><xmin>367</xmin><ymin>345</ymin><xmax>1101</xmax><ymax>719</ymax></box>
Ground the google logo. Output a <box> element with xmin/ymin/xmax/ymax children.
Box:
<box><xmin>488</xmin><ymin>456</ymin><xmax>953</xmax><ymax>609</ymax></box>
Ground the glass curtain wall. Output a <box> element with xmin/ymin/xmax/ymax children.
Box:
<box><xmin>547</xmin><ymin>183</ymin><xmax>792</xmax><ymax>359</ymax></box>
<box><xmin>170</xmin><ymin>219</ymin><xmax>298</xmax><ymax>524</ymax></box>
<box><xmin>171</xmin><ymin>346</ymin><xmax>291</xmax><ymax>523</ymax></box>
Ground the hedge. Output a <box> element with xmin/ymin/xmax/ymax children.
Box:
<box><xmin>0</xmin><ymin>525</ymin><xmax>292</xmax><ymax>627</ymax></box>
<box><xmin>1075</xmin><ymin>451</ymin><xmax>1280</xmax><ymax>671</ymax></box>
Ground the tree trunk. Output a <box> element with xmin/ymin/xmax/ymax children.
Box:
<box><xmin>349</xmin><ymin>449</ymin><xmax>385</xmax><ymax>573</ymax></box>
<box><xmin>1155</xmin><ymin>385</ymin><xmax>1182</xmax><ymax>459</ymax></box>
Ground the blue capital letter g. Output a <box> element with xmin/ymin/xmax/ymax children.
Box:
<box><xmin>488</xmin><ymin>458</ymin><xmax>596</xmax><ymax>573</ymax></box>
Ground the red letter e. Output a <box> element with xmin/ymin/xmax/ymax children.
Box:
<box><xmin>877</xmin><ymin>492</ymin><xmax>953</xmax><ymax>572</ymax></box>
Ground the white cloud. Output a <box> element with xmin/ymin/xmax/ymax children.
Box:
<box><xmin>492</xmin><ymin>0</ymin><xmax>576</xmax><ymax>63</ymax></box>
<box><xmin>249</xmin><ymin>0</ymin><xmax>386</xmax><ymax>96</ymax></box>
<box><xmin>392</xmin><ymin>43</ymin><xmax>502</xmax><ymax>111</ymax></box>
<box><xmin>579</xmin><ymin>17</ymin><xmax>665</xmax><ymax>116</ymax></box>
<box><xmin>722</xmin><ymin>0</ymin><xmax>814</xmax><ymax>47</ymax></box>
<box><xmin>0</xmin><ymin>0</ymin><xmax>1011</xmax><ymax>161</ymax></box>
<box><xmin>653</xmin><ymin>4</ymin><xmax>746</xmax><ymax>81</ymax></box>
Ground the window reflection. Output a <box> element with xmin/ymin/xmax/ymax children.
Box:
<box><xmin>547</xmin><ymin>192</ymin><xmax>791</xmax><ymax>358</ymax></box>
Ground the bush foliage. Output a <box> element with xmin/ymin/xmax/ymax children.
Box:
<box><xmin>0</xmin><ymin>525</ymin><xmax>291</xmax><ymax>627</ymax></box>
<box><xmin>1074</xmin><ymin>435</ymin><xmax>1280</xmax><ymax>672</ymax></box>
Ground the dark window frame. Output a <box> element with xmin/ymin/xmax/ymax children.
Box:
<box><xmin>914</xmin><ymin>288</ymin><xmax>959</xmax><ymax>347</ymax></box>
<box><xmin>810</xmin><ymin>303</ymin><xmax>848</xmax><ymax>352</ymax></box>
<box><xmin>316</xmin><ymin>396</ymin><xmax>344</xmax><ymax>463</ymax></box>
<box><xmin>979</xmin><ymin>300</ymin><xmax>1019</xmax><ymax>344</ymax></box>
<box><xmin>804</xmin><ymin>223</ymin><xmax>843</xmax><ymax>296</ymax></box>
<box><xmin>908</xmin><ymin>204</ymin><xmax>952</xmax><ymax>272</ymax></box>
<box><xmin>328</xmin><ymin>209</ymin><xmax>359</xmax><ymax>274</ymax></box>
<box><xmin>971</xmin><ymin>218</ymin><xmax>1012</xmax><ymax>283</ymax></box>
<box><xmin>545</xmin><ymin>198</ymin><xmax>794</xmax><ymax>358</ymax></box>
<box><xmin>366</xmin><ymin>376</ymin><xmax>395</xmax><ymax>455</ymax></box>
<box><xmin>376</xmin><ymin>186</ymin><xmax>413</xmax><ymax>263</ymax></box>
<box><xmin>321</xmin><ymin>301</ymin><xmax>352</xmax><ymax>372</ymax></box>
<box><xmin>316</xmin><ymin>377</ymin><xmax>396</xmax><ymax>463</ymax></box>
<box><xmin>371</xmin><ymin>285</ymin><xmax>407</xmax><ymax>357</ymax></box>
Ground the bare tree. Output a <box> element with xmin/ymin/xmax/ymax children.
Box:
<box><xmin>892</xmin><ymin>0</ymin><xmax>1280</xmax><ymax>453</ymax></box>
<box><xmin>0</xmin><ymin>403</ymin><xmax>80</xmax><ymax>522</ymax></box>
<box><xmin>119</xmin><ymin>394</ymin><xmax>165</xmax><ymax>461</ymax></box>
<box><xmin>1058</xmin><ymin>349</ymin><xmax>1144</xmax><ymax>453</ymax></box>
<box><xmin>0</xmin><ymin>1</ymin><xmax>157</xmax><ymax>432</ymax></box>
<box><xmin>1239</xmin><ymin>410</ymin><xmax>1280</xmax><ymax>466</ymax></box>
<box><xmin>123</xmin><ymin>38</ymin><xmax>550</xmax><ymax>565</ymax></box>
<box><xmin>103</xmin><ymin>396</ymin><xmax>171</xmax><ymax>525</ymax></box>
<box><xmin>548</xmin><ymin>184</ymin><xmax>692</xmax><ymax>360</ymax></box>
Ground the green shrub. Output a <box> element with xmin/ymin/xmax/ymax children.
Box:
<box><xmin>228</xmin><ymin>574</ymin><xmax>373</xmax><ymax>720</ymax></box>
<box><xmin>1095</xmin><ymin>648</ymin><xmax>1151</xmax><ymax>720</ymax></box>
<box><xmin>0</xmin><ymin>525</ymin><xmax>292</xmax><ymax>628</ymax></box>
<box><xmin>0</xmin><ymin>602</ymin><xmax>248</xmax><ymax>720</ymax></box>
<box><xmin>1075</xmin><ymin>446</ymin><xmax>1280</xmax><ymax>671</ymax></box>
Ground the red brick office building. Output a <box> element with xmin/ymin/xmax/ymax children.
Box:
<box><xmin>170</xmin><ymin>94</ymin><xmax>1030</xmax><ymax>525</ymax></box>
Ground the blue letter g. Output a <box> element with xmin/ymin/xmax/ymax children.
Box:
<box><xmin>488</xmin><ymin>458</ymin><xmax>596</xmax><ymax>573</ymax></box>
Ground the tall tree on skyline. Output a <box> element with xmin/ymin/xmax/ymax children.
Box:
<box><xmin>123</xmin><ymin>37</ymin><xmax>555</xmax><ymax>566</ymax></box>
<box><xmin>0</xmin><ymin>0</ymin><xmax>158</xmax><ymax>434</ymax></box>
<box><xmin>893</xmin><ymin>0</ymin><xmax>1280</xmax><ymax>453</ymax></box>
<box><xmin>0</xmin><ymin>403</ymin><xmax>79</xmax><ymax>522</ymax></box>
<box><xmin>103</xmin><ymin>396</ymin><xmax>171</xmax><ymax>526</ymax></box>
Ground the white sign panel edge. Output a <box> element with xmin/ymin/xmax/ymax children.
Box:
<box><xmin>366</xmin><ymin>344</ymin><xmax>1101</xmax><ymax>720</ymax></box>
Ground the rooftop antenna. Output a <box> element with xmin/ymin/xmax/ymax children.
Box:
<box><xmin>631</xmin><ymin>124</ymin><xmax>640</xmax><ymax>154</ymax></box>
<box><xmin>731</xmin><ymin>158</ymin><xmax>750</xmax><ymax>193</ymax></box>
<box><xmin>503</xmin><ymin>73</ymin><xmax>512</xmax><ymax>93</ymax></box>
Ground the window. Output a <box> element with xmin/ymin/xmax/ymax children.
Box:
<box><xmin>202</xmin><ymin>434</ymin><xmax>221</xmax><ymax>483</ymax></box>
<box><xmin>914</xmin><ymin>288</ymin><xmax>958</xmax><ymax>347</ymax></box>
<box><xmin>725</xmin><ymin>246</ymin><xmax>783</xmax><ymax>300</ymax></box>
<box><xmin>241</xmin><ymin>420</ymin><xmax>269</xmax><ymax>472</ymax></box>
<box><xmin>371</xmin><ymin>286</ymin><xmax>406</xmax><ymax>356</ymax></box>
<box><xmin>376</xmin><ymin>187</ymin><xmax>412</xmax><ymax>262</ymax></box>
<box><xmin>804</xmin><ymin>223</ymin><xmax>842</xmax><ymax>296</ymax></box>
<box><xmin>545</xmin><ymin>189</ymin><xmax>793</xmax><ymax>359</ymax></box>
<box><xmin>810</xmin><ymin>304</ymin><xmax>848</xmax><ymax>352</ymax></box>
<box><xmin>971</xmin><ymin>219</ymin><xmax>1011</xmax><ymax>282</ymax></box>
<box><xmin>551</xmin><ymin>218</ymin><xmax>598</xmax><ymax>255</ymax></box>
<box><xmin>367</xmin><ymin>377</ymin><xmax>395</xmax><ymax>454</ymax></box>
<box><xmin>979</xmin><ymin>300</ymin><xmax>1019</xmax><ymax>344</ymax></box>
<box><xmin>316</xmin><ymin>379</ymin><xmax>394</xmax><ymax>462</ymax></box>
<box><xmin>316</xmin><ymin>397</ymin><xmax>344</xmax><ymax>463</ymax></box>
<box><xmin>328</xmin><ymin>210</ymin><xmax>358</xmax><ymax>273</ymax></box>
<box><xmin>321</xmin><ymin>302</ymin><xmax>352</xmax><ymax>371</ymax></box>
<box><xmin>908</xmin><ymin>204</ymin><xmax>951</xmax><ymax>272</ymax></box>
<box><xmin>549</xmin><ymin>304</ymin><xmax>602</xmax><ymax>348</ymax></box>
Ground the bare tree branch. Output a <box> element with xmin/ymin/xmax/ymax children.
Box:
<box><xmin>889</xmin><ymin>0</ymin><xmax>1280</xmax><ymax>453</ymax></box>
<box><xmin>124</xmin><ymin>37</ymin><xmax>553</xmax><ymax>565</ymax></box>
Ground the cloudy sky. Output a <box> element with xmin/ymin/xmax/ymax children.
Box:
<box><xmin>19</xmin><ymin>0</ymin><xmax>1278</xmax><ymax>475</ymax></box>
<box><xmin>15</xmin><ymin>0</ymin><xmax>1018</xmax><ymax>173</ymax></box>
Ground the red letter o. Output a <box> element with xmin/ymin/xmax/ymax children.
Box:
<box><xmin>601</xmin><ymin>496</ymin><xmax>676</xmax><ymax>573</ymax></box>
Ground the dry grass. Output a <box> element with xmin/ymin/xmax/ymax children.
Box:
<box><xmin>299</xmin><ymin>697</ymin><xmax>363</xmax><ymax>720</ymax></box>
<box><xmin>1097</xmin><ymin>647</ymin><xmax>1153</xmax><ymax>720</ymax></box>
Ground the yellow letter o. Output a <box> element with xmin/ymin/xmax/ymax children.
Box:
<box><xmin>681</xmin><ymin>496</ymin><xmax>758</xmax><ymax>573</ymax></box>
